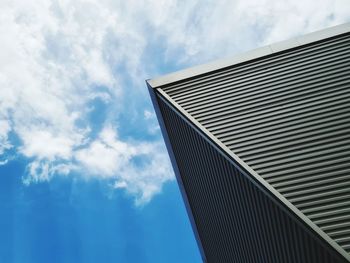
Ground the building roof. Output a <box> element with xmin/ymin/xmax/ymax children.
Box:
<box><xmin>147</xmin><ymin>22</ymin><xmax>350</xmax><ymax>262</ymax></box>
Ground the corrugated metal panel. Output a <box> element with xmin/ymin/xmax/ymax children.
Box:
<box><xmin>155</xmin><ymin>93</ymin><xmax>347</xmax><ymax>262</ymax></box>
<box><xmin>155</xmin><ymin>30</ymin><xmax>350</xmax><ymax>258</ymax></box>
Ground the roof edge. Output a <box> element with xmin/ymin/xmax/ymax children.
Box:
<box><xmin>146</xmin><ymin>82</ymin><xmax>208</xmax><ymax>262</ymax></box>
<box><xmin>147</xmin><ymin>22</ymin><xmax>350</xmax><ymax>88</ymax></box>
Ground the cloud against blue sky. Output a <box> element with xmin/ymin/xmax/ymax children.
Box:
<box><xmin>0</xmin><ymin>0</ymin><xmax>349</xmax><ymax>205</ymax></box>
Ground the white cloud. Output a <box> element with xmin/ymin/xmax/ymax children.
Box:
<box><xmin>75</xmin><ymin>126</ymin><xmax>173</xmax><ymax>204</ymax></box>
<box><xmin>76</xmin><ymin>127</ymin><xmax>133</xmax><ymax>177</ymax></box>
<box><xmin>140</xmin><ymin>0</ymin><xmax>350</xmax><ymax>64</ymax></box>
<box><xmin>20</xmin><ymin>129</ymin><xmax>76</xmax><ymax>160</ymax></box>
<box><xmin>22</xmin><ymin>159</ymin><xmax>75</xmax><ymax>185</ymax></box>
<box><xmin>0</xmin><ymin>0</ymin><xmax>349</xmax><ymax>204</ymax></box>
<box><xmin>144</xmin><ymin>110</ymin><xmax>154</xmax><ymax>120</ymax></box>
<box><xmin>0</xmin><ymin>120</ymin><xmax>12</xmax><ymax>157</ymax></box>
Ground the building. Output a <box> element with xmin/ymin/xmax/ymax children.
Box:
<box><xmin>146</xmin><ymin>23</ymin><xmax>350</xmax><ymax>262</ymax></box>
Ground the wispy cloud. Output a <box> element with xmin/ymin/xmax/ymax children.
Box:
<box><xmin>0</xmin><ymin>120</ymin><xmax>11</xmax><ymax>159</ymax></box>
<box><xmin>0</xmin><ymin>0</ymin><xmax>349</xmax><ymax>204</ymax></box>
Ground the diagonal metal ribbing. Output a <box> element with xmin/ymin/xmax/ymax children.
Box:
<box><xmin>148</xmin><ymin>23</ymin><xmax>350</xmax><ymax>262</ymax></box>
<box><xmin>156</xmin><ymin>31</ymin><xmax>350</xmax><ymax>257</ymax></box>
<box><xmin>155</xmin><ymin>92</ymin><xmax>347</xmax><ymax>262</ymax></box>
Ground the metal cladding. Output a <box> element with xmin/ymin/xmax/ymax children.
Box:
<box><xmin>147</xmin><ymin>23</ymin><xmax>350</xmax><ymax>262</ymax></box>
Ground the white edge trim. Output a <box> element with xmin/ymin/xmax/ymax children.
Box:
<box><xmin>148</xmin><ymin>22</ymin><xmax>350</xmax><ymax>88</ymax></box>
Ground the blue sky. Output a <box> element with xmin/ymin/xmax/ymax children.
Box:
<box><xmin>0</xmin><ymin>0</ymin><xmax>349</xmax><ymax>262</ymax></box>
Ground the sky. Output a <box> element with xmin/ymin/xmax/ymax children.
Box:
<box><xmin>0</xmin><ymin>0</ymin><xmax>349</xmax><ymax>262</ymax></box>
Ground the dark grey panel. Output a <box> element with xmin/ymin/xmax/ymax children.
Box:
<box><xmin>157</xmin><ymin>30</ymin><xmax>350</xmax><ymax>256</ymax></box>
<box><xmin>155</xmin><ymin>92</ymin><xmax>347</xmax><ymax>262</ymax></box>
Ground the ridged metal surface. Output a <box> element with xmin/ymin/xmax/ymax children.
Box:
<box><xmin>156</xmin><ymin>94</ymin><xmax>347</xmax><ymax>262</ymax></box>
<box><xmin>157</xmin><ymin>32</ymin><xmax>350</xmax><ymax>257</ymax></box>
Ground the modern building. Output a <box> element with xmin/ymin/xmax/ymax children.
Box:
<box><xmin>146</xmin><ymin>23</ymin><xmax>350</xmax><ymax>262</ymax></box>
